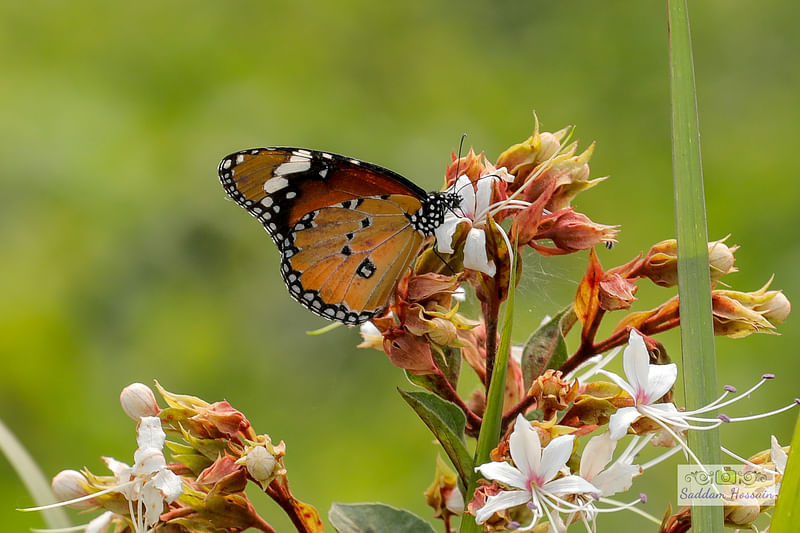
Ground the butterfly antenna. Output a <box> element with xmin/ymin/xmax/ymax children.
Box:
<box><xmin>454</xmin><ymin>133</ymin><xmax>468</xmax><ymax>180</ymax></box>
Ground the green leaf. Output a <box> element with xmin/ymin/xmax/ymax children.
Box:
<box><xmin>668</xmin><ymin>0</ymin><xmax>723</xmax><ymax>530</ymax></box>
<box><xmin>768</xmin><ymin>412</ymin><xmax>800</xmax><ymax>532</ymax></box>
<box><xmin>520</xmin><ymin>304</ymin><xmax>576</xmax><ymax>389</ymax></box>
<box><xmin>329</xmin><ymin>502</ymin><xmax>437</xmax><ymax>533</ymax></box>
<box><xmin>398</xmin><ymin>389</ymin><xmax>472</xmax><ymax>486</ymax></box>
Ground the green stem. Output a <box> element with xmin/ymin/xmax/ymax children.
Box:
<box><xmin>459</xmin><ymin>279</ymin><xmax>516</xmax><ymax>532</ymax></box>
<box><xmin>667</xmin><ymin>0</ymin><xmax>723</xmax><ymax>531</ymax></box>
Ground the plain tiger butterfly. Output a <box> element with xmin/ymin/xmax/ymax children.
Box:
<box><xmin>218</xmin><ymin>147</ymin><xmax>461</xmax><ymax>325</ymax></box>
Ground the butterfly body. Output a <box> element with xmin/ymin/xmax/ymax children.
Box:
<box><xmin>219</xmin><ymin>147</ymin><xmax>459</xmax><ymax>324</ymax></box>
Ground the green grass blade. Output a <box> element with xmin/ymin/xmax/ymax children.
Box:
<box><xmin>0</xmin><ymin>418</ymin><xmax>71</xmax><ymax>529</ymax></box>
<box><xmin>667</xmin><ymin>0</ymin><xmax>723</xmax><ymax>531</ymax></box>
<box><xmin>769</xmin><ymin>412</ymin><xmax>800</xmax><ymax>532</ymax></box>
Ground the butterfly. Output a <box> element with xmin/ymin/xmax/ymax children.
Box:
<box><xmin>218</xmin><ymin>147</ymin><xmax>461</xmax><ymax>325</ymax></box>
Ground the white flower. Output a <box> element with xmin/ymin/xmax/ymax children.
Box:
<box><xmin>599</xmin><ymin>330</ymin><xmax>683</xmax><ymax>441</ymax></box>
<box><xmin>598</xmin><ymin>330</ymin><xmax>799</xmax><ymax>470</ymax></box>
<box><xmin>473</xmin><ymin>414</ymin><xmax>599</xmax><ymax>531</ymax></box>
<box><xmin>771</xmin><ymin>435</ymin><xmax>788</xmax><ymax>475</ymax></box>
<box><xmin>24</xmin><ymin>416</ymin><xmax>183</xmax><ymax>533</ymax></box>
<box><xmin>435</xmin><ymin>174</ymin><xmax>497</xmax><ymax>276</ymax></box>
<box><xmin>579</xmin><ymin>432</ymin><xmax>640</xmax><ymax>497</ymax></box>
<box><xmin>435</xmin><ymin>169</ymin><xmax>520</xmax><ymax>277</ymax></box>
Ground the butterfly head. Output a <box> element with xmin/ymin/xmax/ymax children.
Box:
<box><xmin>410</xmin><ymin>191</ymin><xmax>463</xmax><ymax>236</ymax></box>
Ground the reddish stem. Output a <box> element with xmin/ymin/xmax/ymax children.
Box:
<box><xmin>265</xmin><ymin>478</ymin><xmax>321</xmax><ymax>533</ymax></box>
<box><xmin>434</xmin><ymin>368</ymin><xmax>483</xmax><ymax>432</ymax></box>
<box><xmin>482</xmin><ymin>297</ymin><xmax>501</xmax><ymax>388</ymax></box>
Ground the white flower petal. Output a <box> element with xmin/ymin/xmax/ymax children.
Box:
<box><xmin>133</xmin><ymin>447</ymin><xmax>167</xmax><ymax>476</ymax></box>
<box><xmin>538</xmin><ymin>434</ymin><xmax>575</xmax><ymax>485</ymax></box>
<box><xmin>434</xmin><ymin>215</ymin><xmax>468</xmax><ymax>254</ymax></box>
<box><xmin>149</xmin><ymin>468</ymin><xmax>183</xmax><ymax>502</ymax></box>
<box><xmin>102</xmin><ymin>457</ymin><xmax>132</xmax><ymax>479</ymax></box>
<box><xmin>475</xmin><ymin>460</ymin><xmax>528</xmax><ymax>490</ymax></box>
<box><xmin>463</xmin><ymin>228</ymin><xmax>496</xmax><ymax>276</ymax></box>
<box><xmin>474</xmin><ymin>489</ymin><xmax>532</xmax><ymax>524</ymax></box>
<box><xmin>608</xmin><ymin>406</ymin><xmax>641</xmax><ymax>440</ymax></box>
<box><xmin>142</xmin><ymin>483</ymin><xmax>166</xmax><ymax>529</ymax></box>
<box><xmin>623</xmin><ymin>331</ymin><xmax>650</xmax><ymax>396</ymax></box>
<box><xmin>541</xmin><ymin>474</ymin><xmax>600</xmax><ymax>497</ymax></box>
<box><xmin>771</xmin><ymin>436</ymin><xmax>787</xmax><ymax>474</ymax></box>
<box><xmin>474</xmin><ymin>174</ymin><xmax>498</xmax><ymax>220</ymax></box>
<box><xmin>591</xmin><ymin>462</ymin><xmax>641</xmax><ymax>496</ymax></box>
<box><xmin>645</xmin><ymin>363</ymin><xmax>678</xmax><ymax>404</ymax></box>
<box><xmin>453</xmin><ymin>175</ymin><xmax>475</xmax><ymax>218</ymax></box>
<box><xmin>596</xmin><ymin>369</ymin><xmax>637</xmax><ymax>400</ymax></box>
<box><xmin>580</xmin><ymin>432</ymin><xmax>616</xmax><ymax>480</ymax></box>
<box><xmin>510</xmin><ymin>414</ymin><xmax>542</xmax><ymax>481</ymax></box>
<box><xmin>136</xmin><ymin>416</ymin><xmax>166</xmax><ymax>450</ymax></box>
<box><xmin>86</xmin><ymin>511</ymin><xmax>114</xmax><ymax>533</ymax></box>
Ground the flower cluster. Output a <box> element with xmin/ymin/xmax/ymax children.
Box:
<box><xmin>349</xmin><ymin>116</ymin><xmax>794</xmax><ymax>532</ymax></box>
<box><xmin>29</xmin><ymin>382</ymin><xmax>321</xmax><ymax>533</ymax></box>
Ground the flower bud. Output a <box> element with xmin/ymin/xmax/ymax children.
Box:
<box><xmin>120</xmin><ymin>383</ymin><xmax>160</xmax><ymax>420</ymax></box>
<box><xmin>636</xmin><ymin>238</ymin><xmax>738</xmax><ymax>287</ymax></box>
<box><xmin>712</xmin><ymin>278</ymin><xmax>791</xmax><ymax>337</ymax></box>
<box><xmin>724</xmin><ymin>502</ymin><xmax>761</xmax><ymax>527</ymax></box>
<box><xmin>533</xmin><ymin>209</ymin><xmax>619</xmax><ymax>255</ymax></box>
<box><xmin>598</xmin><ymin>273</ymin><xmax>638</xmax><ymax>311</ymax></box>
<box><xmin>243</xmin><ymin>446</ymin><xmax>277</xmax><ymax>485</ymax></box>
<box><xmin>51</xmin><ymin>469</ymin><xmax>96</xmax><ymax>509</ymax></box>
<box><xmin>425</xmin><ymin>456</ymin><xmax>464</xmax><ymax>520</ymax></box>
<box><xmin>357</xmin><ymin>321</ymin><xmax>384</xmax><ymax>350</ymax></box>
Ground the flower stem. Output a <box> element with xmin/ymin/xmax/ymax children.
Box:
<box><xmin>667</xmin><ymin>0</ymin><xmax>723</xmax><ymax>530</ymax></box>
<box><xmin>460</xmin><ymin>259</ymin><xmax>516</xmax><ymax>532</ymax></box>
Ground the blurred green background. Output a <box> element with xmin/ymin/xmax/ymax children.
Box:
<box><xmin>2</xmin><ymin>1</ymin><xmax>798</xmax><ymax>531</ymax></box>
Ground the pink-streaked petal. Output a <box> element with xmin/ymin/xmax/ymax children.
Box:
<box><xmin>591</xmin><ymin>462</ymin><xmax>641</xmax><ymax>496</ymax></box>
<box><xmin>608</xmin><ymin>406</ymin><xmax>641</xmax><ymax>440</ymax></box>
<box><xmin>475</xmin><ymin>461</ymin><xmax>528</xmax><ymax>490</ymax></box>
<box><xmin>623</xmin><ymin>330</ymin><xmax>650</xmax><ymax>394</ymax></box>
<box><xmin>474</xmin><ymin>489</ymin><xmax>532</xmax><ymax>524</ymax></box>
<box><xmin>509</xmin><ymin>414</ymin><xmax>541</xmax><ymax>481</ymax></box>
<box><xmin>580</xmin><ymin>432</ymin><xmax>616</xmax><ymax>480</ymax></box>
<box><xmin>771</xmin><ymin>436</ymin><xmax>788</xmax><ymax>474</ymax></box>
<box><xmin>596</xmin><ymin>369</ymin><xmax>636</xmax><ymax>400</ymax></box>
<box><xmin>434</xmin><ymin>216</ymin><xmax>469</xmax><ymax>254</ymax></box>
<box><xmin>538</xmin><ymin>434</ymin><xmax>575</xmax><ymax>484</ymax></box>
<box><xmin>542</xmin><ymin>475</ymin><xmax>600</xmax><ymax>497</ymax></box>
<box><xmin>86</xmin><ymin>511</ymin><xmax>114</xmax><ymax>533</ymax></box>
<box><xmin>644</xmin><ymin>363</ymin><xmax>677</xmax><ymax>404</ymax></box>
<box><xmin>474</xmin><ymin>174</ymin><xmax>498</xmax><ymax>216</ymax></box>
<box><xmin>136</xmin><ymin>416</ymin><xmax>166</xmax><ymax>450</ymax></box>
<box><xmin>463</xmin><ymin>228</ymin><xmax>496</xmax><ymax>276</ymax></box>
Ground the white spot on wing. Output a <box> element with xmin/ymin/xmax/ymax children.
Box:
<box><xmin>236</xmin><ymin>154</ymin><xmax>244</xmax><ymax>164</ymax></box>
<box><xmin>275</xmin><ymin>161</ymin><xmax>311</xmax><ymax>175</ymax></box>
<box><xmin>264</xmin><ymin>177</ymin><xmax>289</xmax><ymax>193</ymax></box>
<box><xmin>222</xmin><ymin>159</ymin><xmax>232</xmax><ymax>170</ymax></box>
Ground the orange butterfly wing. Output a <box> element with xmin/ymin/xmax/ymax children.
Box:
<box><xmin>219</xmin><ymin>148</ymin><xmax>433</xmax><ymax>324</ymax></box>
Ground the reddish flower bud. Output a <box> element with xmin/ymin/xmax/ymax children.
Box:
<box><xmin>533</xmin><ymin>209</ymin><xmax>618</xmax><ymax>255</ymax></box>
<box><xmin>636</xmin><ymin>238</ymin><xmax>738</xmax><ymax>287</ymax></box>
<box><xmin>598</xmin><ymin>273</ymin><xmax>638</xmax><ymax>311</ymax></box>
<box><xmin>383</xmin><ymin>329</ymin><xmax>437</xmax><ymax>374</ymax></box>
